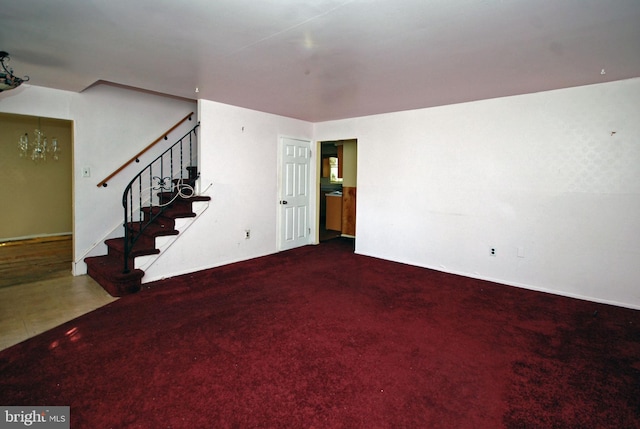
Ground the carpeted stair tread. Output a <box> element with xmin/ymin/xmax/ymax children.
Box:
<box><xmin>85</xmin><ymin>255</ymin><xmax>143</xmax><ymax>296</ymax></box>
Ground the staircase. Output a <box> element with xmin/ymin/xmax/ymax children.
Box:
<box><xmin>85</xmin><ymin>122</ymin><xmax>208</xmax><ymax>297</ymax></box>
<box><xmin>85</xmin><ymin>173</ymin><xmax>210</xmax><ymax>296</ymax></box>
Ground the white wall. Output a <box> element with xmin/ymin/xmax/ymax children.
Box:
<box><xmin>1</xmin><ymin>84</ymin><xmax>312</xmax><ymax>282</ymax></box>
<box><xmin>141</xmin><ymin>100</ymin><xmax>313</xmax><ymax>281</ymax></box>
<box><xmin>315</xmin><ymin>78</ymin><xmax>640</xmax><ymax>309</ymax></box>
<box><xmin>3</xmin><ymin>79</ymin><xmax>639</xmax><ymax>309</ymax></box>
<box><xmin>1</xmin><ymin>84</ymin><xmax>196</xmax><ymax>274</ymax></box>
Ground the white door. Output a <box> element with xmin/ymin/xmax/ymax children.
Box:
<box><xmin>278</xmin><ymin>137</ymin><xmax>311</xmax><ymax>251</ymax></box>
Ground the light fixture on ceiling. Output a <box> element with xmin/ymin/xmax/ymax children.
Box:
<box><xmin>0</xmin><ymin>51</ymin><xmax>29</xmax><ymax>92</ymax></box>
<box><xmin>18</xmin><ymin>118</ymin><xmax>61</xmax><ymax>163</ymax></box>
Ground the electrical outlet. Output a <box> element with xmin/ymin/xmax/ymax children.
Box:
<box><xmin>82</xmin><ymin>167</ymin><xmax>91</xmax><ymax>178</ymax></box>
<box><xmin>244</xmin><ymin>229</ymin><xmax>250</xmax><ymax>239</ymax></box>
<box><xmin>490</xmin><ymin>247</ymin><xmax>496</xmax><ymax>256</ymax></box>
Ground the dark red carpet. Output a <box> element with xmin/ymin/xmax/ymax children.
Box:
<box><xmin>1</xmin><ymin>238</ymin><xmax>639</xmax><ymax>428</ymax></box>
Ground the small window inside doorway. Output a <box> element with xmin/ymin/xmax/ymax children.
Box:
<box><xmin>329</xmin><ymin>157</ymin><xmax>342</xmax><ymax>183</ymax></box>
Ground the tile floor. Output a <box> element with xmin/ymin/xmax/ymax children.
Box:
<box><xmin>0</xmin><ymin>274</ymin><xmax>117</xmax><ymax>351</ymax></box>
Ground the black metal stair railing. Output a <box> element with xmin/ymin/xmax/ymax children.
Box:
<box><xmin>122</xmin><ymin>123</ymin><xmax>200</xmax><ymax>273</ymax></box>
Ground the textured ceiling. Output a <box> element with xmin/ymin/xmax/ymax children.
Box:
<box><xmin>1</xmin><ymin>0</ymin><xmax>639</xmax><ymax>122</ymax></box>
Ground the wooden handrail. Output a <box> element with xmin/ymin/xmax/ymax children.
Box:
<box><xmin>97</xmin><ymin>112</ymin><xmax>195</xmax><ymax>187</ymax></box>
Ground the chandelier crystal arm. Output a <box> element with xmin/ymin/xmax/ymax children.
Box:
<box><xmin>17</xmin><ymin>118</ymin><xmax>62</xmax><ymax>163</ymax></box>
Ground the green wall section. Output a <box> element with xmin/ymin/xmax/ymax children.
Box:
<box><xmin>0</xmin><ymin>113</ymin><xmax>73</xmax><ymax>240</ymax></box>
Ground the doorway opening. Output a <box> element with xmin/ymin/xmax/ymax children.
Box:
<box><xmin>0</xmin><ymin>112</ymin><xmax>73</xmax><ymax>279</ymax></box>
<box><xmin>317</xmin><ymin>139</ymin><xmax>357</xmax><ymax>243</ymax></box>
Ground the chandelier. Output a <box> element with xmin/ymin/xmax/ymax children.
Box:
<box><xmin>18</xmin><ymin>119</ymin><xmax>61</xmax><ymax>162</ymax></box>
<box><xmin>0</xmin><ymin>51</ymin><xmax>29</xmax><ymax>92</ymax></box>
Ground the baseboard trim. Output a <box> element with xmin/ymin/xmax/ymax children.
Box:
<box><xmin>0</xmin><ymin>233</ymin><xmax>72</xmax><ymax>245</ymax></box>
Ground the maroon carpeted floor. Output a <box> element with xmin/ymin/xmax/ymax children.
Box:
<box><xmin>1</xmin><ymin>238</ymin><xmax>639</xmax><ymax>428</ymax></box>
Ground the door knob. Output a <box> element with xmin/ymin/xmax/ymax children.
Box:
<box><xmin>280</xmin><ymin>200</ymin><xmax>288</xmax><ymax>205</ymax></box>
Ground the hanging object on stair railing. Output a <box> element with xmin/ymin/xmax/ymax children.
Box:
<box><xmin>18</xmin><ymin>117</ymin><xmax>62</xmax><ymax>163</ymax></box>
<box><xmin>0</xmin><ymin>51</ymin><xmax>29</xmax><ymax>92</ymax></box>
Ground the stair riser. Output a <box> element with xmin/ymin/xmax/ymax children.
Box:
<box><xmin>142</xmin><ymin>206</ymin><xmax>196</xmax><ymax>222</ymax></box>
<box><xmin>108</xmin><ymin>247</ymin><xmax>159</xmax><ymax>260</ymax></box>
<box><xmin>106</xmin><ymin>235</ymin><xmax>158</xmax><ymax>259</ymax></box>
<box><xmin>127</xmin><ymin>221</ymin><xmax>178</xmax><ymax>239</ymax></box>
<box><xmin>157</xmin><ymin>192</ymin><xmax>198</xmax><ymax>206</ymax></box>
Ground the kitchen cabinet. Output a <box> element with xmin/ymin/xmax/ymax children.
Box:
<box><xmin>322</xmin><ymin>158</ymin><xmax>330</xmax><ymax>178</ymax></box>
<box><xmin>325</xmin><ymin>193</ymin><xmax>342</xmax><ymax>231</ymax></box>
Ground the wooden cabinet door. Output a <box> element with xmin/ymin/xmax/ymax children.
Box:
<box><xmin>322</xmin><ymin>157</ymin><xmax>330</xmax><ymax>178</ymax></box>
<box><xmin>325</xmin><ymin>196</ymin><xmax>342</xmax><ymax>231</ymax></box>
